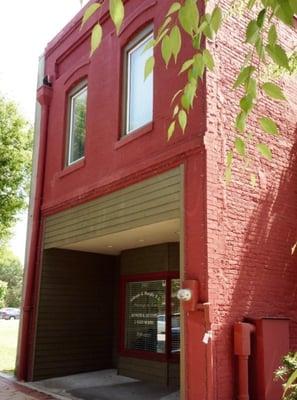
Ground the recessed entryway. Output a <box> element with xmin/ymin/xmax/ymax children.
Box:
<box><xmin>30</xmin><ymin>370</ymin><xmax>179</xmax><ymax>400</ymax></box>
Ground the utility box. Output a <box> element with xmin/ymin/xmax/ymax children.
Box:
<box><xmin>249</xmin><ymin>318</ymin><xmax>290</xmax><ymax>400</ymax></box>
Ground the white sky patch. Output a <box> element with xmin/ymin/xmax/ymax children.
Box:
<box><xmin>0</xmin><ymin>0</ymin><xmax>88</xmax><ymax>262</ymax></box>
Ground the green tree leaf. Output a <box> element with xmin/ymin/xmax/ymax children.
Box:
<box><xmin>170</xmin><ymin>26</ymin><xmax>182</xmax><ymax>63</ymax></box>
<box><xmin>247</xmin><ymin>0</ymin><xmax>257</xmax><ymax>10</ymax></box>
<box><xmin>245</xmin><ymin>20</ymin><xmax>259</xmax><ymax>44</ymax></box>
<box><xmin>171</xmin><ymin>89</ymin><xmax>183</xmax><ymax>105</ymax></box>
<box><xmin>233</xmin><ymin>66</ymin><xmax>255</xmax><ymax>88</ymax></box>
<box><xmin>178</xmin><ymin>0</ymin><xmax>199</xmax><ymax>36</ymax></box>
<box><xmin>90</xmin><ymin>23</ymin><xmax>103</xmax><ymax>56</ymax></box>
<box><xmin>173</xmin><ymin>105</ymin><xmax>179</xmax><ymax>117</ymax></box>
<box><xmin>226</xmin><ymin>150</ymin><xmax>233</xmax><ymax>168</ymax></box>
<box><xmin>0</xmin><ymin>95</ymin><xmax>32</xmax><ymax>243</ymax></box>
<box><xmin>276</xmin><ymin>0</ymin><xmax>294</xmax><ymax>26</ymax></box>
<box><xmin>225</xmin><ymin>167</ymin><xmax>232</xmax><ymax>183</ymax></box>
<box><xmin>201</xmin><ymin>14</ymin><xmax>213</xmax><ymax>39</ymax></box>
<box><xmin>181</xmin><ymin>93</ymin><xmax>190</xmax><ymax>111</ymax></box>
<box><xmin>255</xmin><ymin>37</ymin><xmax>265</xmax><ymax>61</ymax></box>
<box><xmin>289</xmin><ymin>0</ymin><xmax>297</xmax><ymax>13</ymax></box>
<box><xmin>268</xmin><ymin>25</ymin><xmax>278</xmax><ymax>46</ymax></box>
<box><xmin>235</xmin><ymin>111</ymin><xmax>247</xmax><ymax>132</ymax></box>
<box><xmin>192</xmin><ymin>54</ymin><xmax>205</xmax><ymax>78</ymax></box>
<box><xmin>109</xmin><ymin>0</ymin><xmax>124</xmax><ymax>34</ymax></box>
<box><xmin>166</xmin><ymin>2</ymin><xmax>181</xmax><ymax>17</ymax></box>
<box><xmin>234</xmin><ymin>137</ymin><xmax>246</xmax><ymax>156</ymax></box>
<box><xmin>144</xmin><ymin>56</ymin><xmax>155</xmax><ymax>80</ymax></box>
<box><xmin>203</xmin><ymin>49</ymin><xmax>215</xmax><ymax>71</ymax></box>
<box><xmin>183</xmin><ymin>80</ymin><xmax>197</xmax><ymax>108</ymax></box>
<box><xmin>245</xmin><ymin>78</ymin><xmax>257</xmax><ymax>98</ymax></box>
<box><xmin>266</xmin><ymin>44</ymin><xmax>290</xmax><ymax>70</ymax></box>
<box><xmin>161</xmin><ymin>35</ymin><xmax>172</xmax><ymax>66</ymax></box>
<box><xmin>210</xmin><ymin>6</ymin><xmax>222</xmax><ymax>33</ymax></box>
<box><xmin>283</xmin><ymin>369</ymin><xmax>297</xmax><ymax>396</ymax></box>
<box><xmin>168</xmin><ymin>121</ymin><xmax>176</xmax><ymax>140</ymax></box>
<box><xmin>256</xmin><ymin>143</ymin><xmax>272</xmax><ymax>160</ymax></box>
<box><xmin>157</xmin><ymin>17</ymin><xmax>171</xmax><ymax>36</ymax></box>
<box><xmin>262</xmin><ymin>82</ymin><xmax>286</xmax><ymax>100</ymax></box>
<box><xmin>0</xmin><ymin>281</ymin><xmax>7</xmax><ymax>308</ymax></box>
<box><xmin>81</xmin><ymin>3</ymin><xmax>101</xmax><ymax>28</ymax></box>
<box><xmin>178</xmin><ymin>109</ymin><xmax>187</xmax><ymax>132</ymax></box>
<box><xmin>240</xmin><ymin>95</ymin><xmax>253</xmax><ymax>113</ymax></box>
<box><xmin>179</xmin><ymin>58</ymin><xmax>194</xmax><ymax>74</ymax></box>
<box><xmin>259</xmin><ymin>117</ymin><xmax>279</xmax><ymax>135</ymax></box>
<box><xmin>256</xmin><ymin>8</ymin><xmax>266</xmax><ymax>28</ymax></box>
<box><xmin>0</xmin><ymin>247</ymin><xmax>23</xmax><ymax>307</ymax></box>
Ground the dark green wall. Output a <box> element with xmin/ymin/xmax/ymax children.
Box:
<box><xmin>32</xmin><ymin>248</ymin><xmax>117</xmax><ymax>380</ymax></box>
<box><xmin>121</xmin><ymin>243</ymin><xmax>179</xmax><ymax>275</ymax></box>
<box><xmin>32</xmin><ymin>243</ymin><xmax>180</xmax><ymax>385</ymax></box>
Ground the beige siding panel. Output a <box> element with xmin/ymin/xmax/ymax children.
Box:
<box><xmin>44</xmin><ymin>168</ymin><xmax>181</xmax><ymax>249</ymax></box>
<box><xmin>44</xmin><ymin>199</ymin><xmax>179</xmax><ymax>242</ymax></box>
<box><xmin>46</xmin><ymin>169</ymin><xmax>180</xmax><ymax>226</ymax></box>
<box><xmin>46</xmin><ymin>177</ymin><xmax>180</xmax><ymax>229</ymax></box>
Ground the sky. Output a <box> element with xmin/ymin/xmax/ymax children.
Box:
<box><xmin>0</xmin><ymin>0</ymin><xmax>88</xmax><ymax>263</ymax></box>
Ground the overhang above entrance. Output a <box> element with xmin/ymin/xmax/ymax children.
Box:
<box><xmin>60</xmin><ymin>219</ymin><xmax>179</xmax><ymax>255</ymax></box>
<box><xmin>43</xmin><ymin>168</ymin><xmax>182</xmax><ymax>253</ymax></box>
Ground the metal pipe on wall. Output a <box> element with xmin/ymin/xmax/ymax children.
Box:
<box><xmin>17</xmin><ymin>84</ymin><xmax>52</xmax><ymax>381</ymax></box>
<box><xmin>234</xmin><ymin>322</ymin><xmax>256</xmax><ymax>400</ymax></box>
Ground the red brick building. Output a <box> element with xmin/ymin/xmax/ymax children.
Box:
<box><xmin>17</xmin><ymin>1</ymin><xmax>297</xmax><ymax>399</ymax></box>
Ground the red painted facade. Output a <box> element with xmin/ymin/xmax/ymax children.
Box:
<box><xmin>18</xmin><ymin>0</ymin><xmax>297</xmax><ymax>399</ymax></box>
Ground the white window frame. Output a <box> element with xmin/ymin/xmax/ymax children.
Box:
<box><xmin>67</xmin><ymin>83</ymin><xmax>88</xmax><ymax>166</ymax></box>
<box><xmin>123</xmin><ymin>26</ymin><xmax>154</xmax><ymax>136</ymax></box>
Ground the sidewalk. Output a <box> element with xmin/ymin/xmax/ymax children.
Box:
<box><xmin>0</xmin><ymin>375</ymin><xmax>57</xmax><ymax>400</ymax></box>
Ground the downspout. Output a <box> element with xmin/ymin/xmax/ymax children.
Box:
<box><xmin>234</xmin><ymin>322</ymin><xmax>256</xmax><ymax>400</ymax></box>
<box><xmin>17</xmin><ymin>82</ymin><xmax>52</xmax><ymax>381</ymax></box>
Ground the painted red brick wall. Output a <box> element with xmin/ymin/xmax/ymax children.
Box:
<box><xmin>205</xmin><ymin>0</ymin><xmax>297</xmax><ymax>398</ymax></box>
<box><xmin>24</xmin><ymin>0</ymin><xmax>297</xmax><ymax>398</ymax></box>
<box><xmin>40</xmin><ymin>0</ymin><xmax>206</xmax><ymax>215</ymax></box>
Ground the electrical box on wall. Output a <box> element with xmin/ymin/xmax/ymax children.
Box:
<box><xmin>249</xmin><ymin>318</ymin><xmax>290</xmax><ymax>400</ymax></box>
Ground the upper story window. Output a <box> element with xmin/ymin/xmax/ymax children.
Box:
<box><xmin>67</xmin><ymin>83</ymin><xmax>87</xmax><ymax>165</ymax></box>
<box><xmin>123</xmin><ymin>26</ymin><xmax>153</xmax><ymax>135</ymax></box>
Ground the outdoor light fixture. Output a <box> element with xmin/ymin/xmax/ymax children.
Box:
<box><xmin>177</xmin><ymin>288</ymin><xmax>192</xmax><ymax>301</ymax></box>
<box><xmin>177</xmin><ymin>280</ymin><xmax>199</xmax><ymax>312</ymax></box>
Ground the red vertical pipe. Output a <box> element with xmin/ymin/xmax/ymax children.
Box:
<box><xmin>237</xmin><ymin>355</ymin><xmax>250</xmax><ymax>400</ymax></box>
<box><xmin>17</xmin><ymin>85</ymin><xmax>52</xmax><ymax>381</ymax></box>
<box><xmin>234</xmin><ymin>322</ymin><xmax>256</xmax><ymax>400</ymax></box>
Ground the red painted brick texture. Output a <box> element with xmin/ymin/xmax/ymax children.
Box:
<box><xmin>41</xmin><ymin>0</ymin><xmax>206</xmax><ymax>214</ymax></box>
<box><xmin>205</xmin><ymin>1</ymin><xmax>297</xmax><ymax>398</ymax></box>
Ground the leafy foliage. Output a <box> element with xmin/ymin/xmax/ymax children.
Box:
<box><xmin>0</xmin><ymin>247</ymin><xmax>23</xmax><ymax>307</ymax></box>
<box><xmin>275</xmin><ymin>352</ymin><xmax>297</xmax><ymax>400</ymax></box>
<box><xmin>0</xmin><ymin>280</ymin><xmax>8</xmax><ymax>308</ymax></box>
<box><xmin>0</xmin><ymin>95</ymin><xmax>32</xmax><ymax>243</ymax></box>
<box><xmin>80</xmin><ymin>0</ymin><xmax>296</xmax><ymax>184</ymax></box>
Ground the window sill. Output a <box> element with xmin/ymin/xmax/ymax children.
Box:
<box><xmin>114</xmin><ymin>121</ymin><xmax>153</xmax><ymax>150</ymax></box>
<box><xmin>57</xmin><ymin>158</ymin><xmax>85</xmax><ymax>179</ymax></box>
